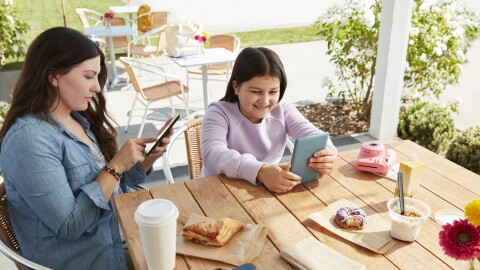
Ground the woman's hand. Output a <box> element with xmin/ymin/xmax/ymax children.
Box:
<box><xmin>138</xmin><ymin>120</ymin><xmax>175</xmax><ymax>172</ymax></box>
<box><xmin>308</xmin><ymin>148</ymin><xmax>337</xmax><ymax>175</ymax></box>
<box><xmin>143</xmin><ymin>128</ymin><xmax>173</xmax><ymax>159</ymax></box>
<box><xmin>108</xmin><ymin>137</ymin><xmax>157</xmax><ymax>173</ymax></box>
<box><xmin>257</xmin><ymin>163</ymin><xmax>301</xmax><ymax>193</ymax></box>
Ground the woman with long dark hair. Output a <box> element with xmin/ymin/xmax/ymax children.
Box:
<box><xmin>0</xmin><ymin>27</ymin><xmax>171</xmax><ymax>269</ymax></box>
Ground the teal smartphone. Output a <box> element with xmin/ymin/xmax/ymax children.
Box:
<box><xmin>290</xmin><ymin>133</ymin><xmax>329</xmax><ymax>183</ymax></box>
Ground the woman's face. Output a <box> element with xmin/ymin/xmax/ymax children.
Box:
<box><xmin>233</xmin><ymin>75</ymin><xmax>280</xmax><ymax>124</ymax></box>
<box><xmin>50</xmin><ymin>56</ymin><xmax>102</xmax><ymax>114</ymax></box>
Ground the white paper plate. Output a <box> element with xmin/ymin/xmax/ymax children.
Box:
<box><xmin>434</xmin><ymin>210</ymin><xmax>464</xmax><ymax>226</ymax></box>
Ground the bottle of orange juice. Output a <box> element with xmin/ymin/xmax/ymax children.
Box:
<box><xmin>394</xmin><ymin>154</ymin><xmax>423</xmax><ymax>198</ymax></box>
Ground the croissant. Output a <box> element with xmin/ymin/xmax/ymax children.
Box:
<box><xmin>182</xmin><ymin>218</ymin><xmax>244</xmax><ymax>246</ymax></box>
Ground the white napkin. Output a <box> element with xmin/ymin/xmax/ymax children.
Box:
<box><xmin>280</xmin><ymin>236</ymin><xmax>366</xmax><ymax>270</ymax></box>
<box><xmin>174</xmin><ymin>47</ymin><xmax>199</xmax><ymax>57</ymax></box>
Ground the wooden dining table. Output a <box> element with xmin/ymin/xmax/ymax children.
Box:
<box><xmin>113</xmin><ymin>140</ymin><xmax>480</xmax><ymax>269</ymax></box>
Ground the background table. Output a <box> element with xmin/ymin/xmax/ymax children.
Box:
<box><xmin>169</xmin><ymin>48</ymin><xmax>237</xmax><ymax>110</ymax></box>
<box><xmin>109</xmin><ymin>5</ymin><xmax>139</xmax><ymax>24</ymax></box>
<box><xmin>114</xmin><ymin>140</ymin><xmax>480</xmax><ymax>270</ymax></box>
<box><xmin>84</xmin><ymin>26</ymin><xmax>134</xmax><ymax>89</ymax></box>
<box><xmin>109</xmin><ymin>5</ymin><xmax>140</xmax><ymax>14</ymax></box>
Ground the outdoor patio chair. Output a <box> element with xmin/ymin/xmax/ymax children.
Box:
<box><xmin>128</xmin><ymin>24</ymin><xmax>169</xmax><ymax>64</ymax></box>
<box><xmin>136</xmin><ymin>9</ymin><xmax>169</xmax><ymax>44</ymax></box>
<box><xmin>75</xmin><ymin>8</ymin><xmax>103</xmax><ymax>28</ymax></box>
<box><xmin>119</xmin><ymin>57</ymin><xmax>190</xmax><ymax>138</ymax></box>
<box><xmin>105</xmin><ymin>17</ymin><xmax>132</xmax><ymax>53</ymax></box>
<box><xmin>186</xmin><ymin>34</ymin><xmax>241</xmax><ymax>89</ymax></box>
<box><xmin>0</xmin><ymin>182</ymin><xmax>52</xmax><ymax>270</ymax></box>
<box><xmin>162</xmin><ymin>117</ymin><xmax>203</xmax><ymax>184</ymax></box>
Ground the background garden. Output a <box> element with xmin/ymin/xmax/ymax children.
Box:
<box><xmin>1</xmin><ymin>0</ymin><xmax>479</xmax><ymax>175</ymax></box>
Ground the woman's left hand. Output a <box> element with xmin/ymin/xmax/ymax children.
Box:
<box><xmin>308</xmin><ymin>148</ymin><xmax>337</xmax><ymax>175</ymax></box>
<box><xmin>138</xmin><ymin>120</ymin><xmax>175</xmax><ymax>172</ymax></box>
<box><xmin>144</xmin><ymin>127</ymin><xmax>174</xmax><ymax>159</ymax></box>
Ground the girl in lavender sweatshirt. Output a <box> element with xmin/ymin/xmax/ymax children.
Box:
<box><xmin>201</xmin><ymin>47</ymin><xmax>337</xmax><ymax>193</ymax></box>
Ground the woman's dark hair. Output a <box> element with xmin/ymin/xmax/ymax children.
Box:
<box><xmin>0</xmin><ymin>27</ymin><xmax>118</xmax><ymax>161</ymax></box>
<box><xmin>220</xmin><ymin>47</ymin><xmax>287</xmax><ymax>102</ymax></box>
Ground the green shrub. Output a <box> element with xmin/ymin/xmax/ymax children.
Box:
<box><xmin>316</xmin><ymin>0</ymin><xmax>480</xmax><ymax>119</ymax></box>
<box><xmin>446</xmin><ymin>126</ymin><xmax>480</xmax><ymax>174</ymax></box>
<box><xmin>397</xmin><ymin>102</ymin><xmax>456</xmax><ymax>154</ymax></box>
<box><xmin>0</xmin><ymin>0</ymin><xmax>29</xmax><ymax>68</ymax></box>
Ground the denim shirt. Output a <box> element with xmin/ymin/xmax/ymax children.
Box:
<box><xmin>0</xmin><ymin>112</ymin><xmax>150</xmax><ymax>269</ymax></box>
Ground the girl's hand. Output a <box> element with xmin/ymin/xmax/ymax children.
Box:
<box><xmin>257</xmin><ymin>163</ymin><xmax>301</xmax><ymax>193</ymax></box>
<box><xmin>308</xmin><ymin>148</ymin><xmax>337</xmax><ymax>175</ymax></box>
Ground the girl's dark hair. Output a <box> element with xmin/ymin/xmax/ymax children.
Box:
<box><xmin>0</xmin><ymin>27</ymin><xmax>118</xmax><ymax>161</ymax></box>
<box><xmin>220</xmin><ymin>47</ymin><xmax>287</xmax><ymax>102</ymax></box>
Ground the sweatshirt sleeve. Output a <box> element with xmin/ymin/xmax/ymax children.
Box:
<box><xmin>283</xmin><ymin>102</ymin><xmax>337</xmax><ymax>154</ymax></box>
<box><xmin>201</xmin><ymin>104</ymin><xmax>264</xmax><ymax>184</ymax></box>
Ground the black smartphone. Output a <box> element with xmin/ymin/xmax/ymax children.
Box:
<box><xmin>145</xmin><ymin>112</ymin><xmax>180</xmax><ymax>156</ymax></box>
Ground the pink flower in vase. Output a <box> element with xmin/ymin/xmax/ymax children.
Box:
<box><xmin>103</xmin><ymin>11</ymin><xmax>115</xmax><ymax>20</ymax></box>
<box><xmin>195</xmin><ymin>31</ymin><xmax>209</xmax><ymax>44</ymax></box>
<box><xmin>101</xmin><ymin>11</ymin><xmax>115</xmax><ymax>29</ymax></box>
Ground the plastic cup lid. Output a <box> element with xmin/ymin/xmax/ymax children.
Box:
<box><xmin>435</xmin><ymin>210</ymin><xmax>464</xmax><ymax>226</ymax></box>
<box><xmin>134</xmin><ymin>199</ymin><xmax>179</xmax><ymax>226</ymax></box>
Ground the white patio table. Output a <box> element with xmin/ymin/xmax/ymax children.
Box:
<box><xmin>169</xmin><ymin>48</ymin><xmax>237</xmax><ymax>110</ymax></box>
<box><xmin>109</xmin><ymin>5</ymin><xmax>139</xmax><ymax>14</ymax></box>
<box><xmin>108</xmin><ymin>5</ymin><xmax>139</xmax><ymax>24</ymax></box>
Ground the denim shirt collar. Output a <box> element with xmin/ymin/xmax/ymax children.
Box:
<box><xmin>47</xmin><ymin>111</ymin><xmax>97</xmax><ymax>145</ymax></box>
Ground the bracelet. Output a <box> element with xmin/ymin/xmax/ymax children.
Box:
<box><xmin>102</xmin><ymin>165</ymin><xmax>123</xmax><ymax>181</ymax></box>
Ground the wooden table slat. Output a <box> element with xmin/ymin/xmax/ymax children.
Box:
<box><xmin>278</xmin><ymin>179</ymin><xmax>397</xmax><ymax>269</ymax></box>
<box><xmin>149</xmin><ymin>178</ymin><xmax>234</xmax><ymax>270</ymax></box>
<box><xmin>219</xmin><ymin>175</ymin><xmax>313</xmax><ymax>250</ymax></box>
<box><xmin>185</xmin><ymin>176</ymin><xmax>292</xmax><ymax>269</ymax></box>
<box><xmin>340</xmin><ymin>149</ymin><xmax>467</xmax><ymax>213</ymax></box>
<box><xmin>391</xmin><ymin>140</ymin><xmax>480</xmax><ymax>195</ymax></box>
<box><xmin>329</xmin><ymin>156</ymin><xmax>452</xmax><ymax>269</ymax></box>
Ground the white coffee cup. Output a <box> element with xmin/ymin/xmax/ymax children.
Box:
<box><xmin>134</xmin><ymin>199</ymin><xmax>179</xmax><ymax>270</ymax></box>
<box><xmin>387</xmin><ymin>197</ymin><xmax>431</xmax><ymax>242</ymax></box>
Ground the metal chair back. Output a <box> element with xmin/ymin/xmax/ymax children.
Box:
<box><xmin>162</xmin><ymin>117</ymin><xmax>203</xmax><ymax>183</ymax></box>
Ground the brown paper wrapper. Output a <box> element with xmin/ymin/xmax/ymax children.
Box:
<box><xmin>307</xmin><ymin>199</ymin><xmax>398</xmax><ymax>254</ymax></box>
<box><xmin>176</xmin><ymin>214</ymin><xmax>268</xmax><ymax>266</ymax></box>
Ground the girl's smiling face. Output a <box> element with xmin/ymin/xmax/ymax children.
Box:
<box><xmin>233</xmin><ymin>75</ymin><xmax>280</xmax><ymax>123</ymax></box>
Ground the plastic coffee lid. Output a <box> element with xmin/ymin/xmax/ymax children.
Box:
<box><xmin>134</xmin><ymin>199</ymin><xmax>179</xmax><ymax>226</ymax></box>
<box><xmin>435</xmin><ymin>210</ymin><xmax>464</xmax><ymax>226</ymax></box>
